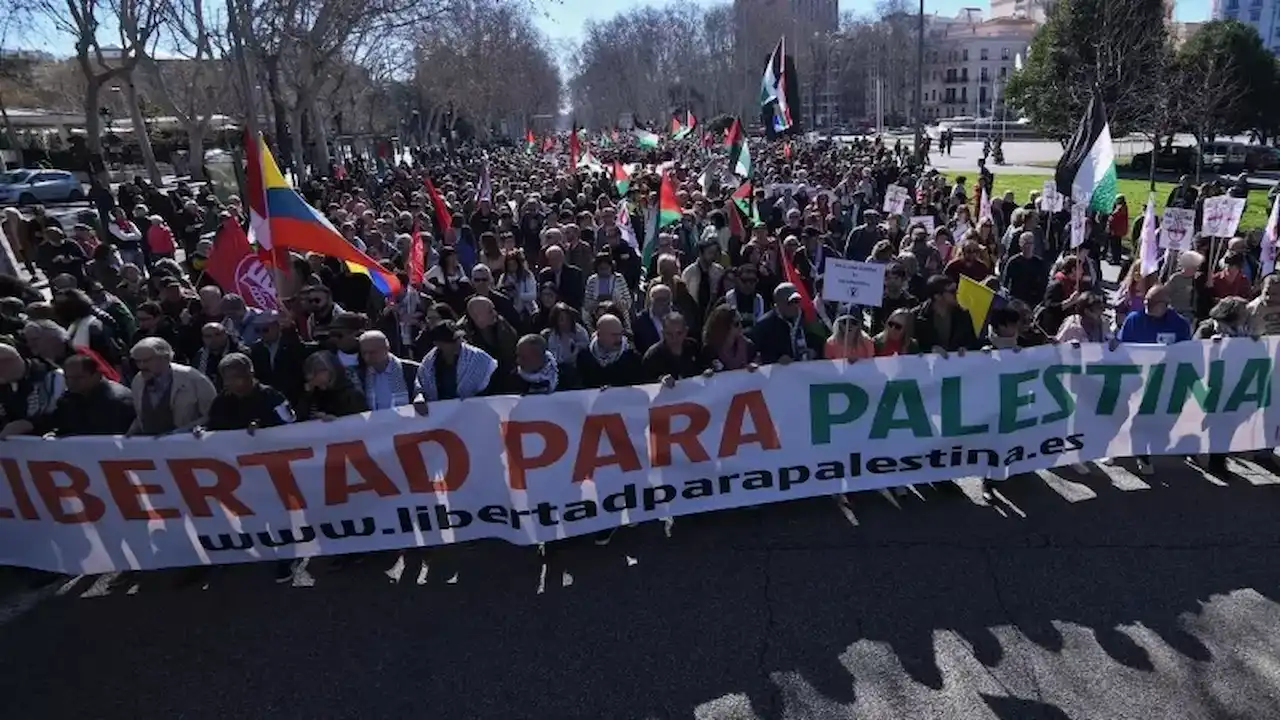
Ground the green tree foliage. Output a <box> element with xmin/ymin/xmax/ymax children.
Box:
<box><xmin>1005</xmin><ymin>0</ymin><xmax>1169</xmax><ymax>140</ymax></box>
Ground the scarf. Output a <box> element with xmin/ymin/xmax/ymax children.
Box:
<box><xmin>516</xmin><ymin>351</ymin><xmax>558</xmax><ymax>394</ymax></box>
<box><xmin>418</xmin><ymin>342</ymin><xmax>497</xmax><ymax>401</ymax></box>
<box><xmin>364</xmin><ymin>354</ymin><xmax>410</xmax><ymax>409</ymax></box>
<box><xmin>725</xmin><ymin>289</ymin><xmax>765</xmax><ymax>322</ymax></box>
<box><xmin>589</xmin><ymin>333</ymin><xmax>630</xmax><ymax>367</ymax></box>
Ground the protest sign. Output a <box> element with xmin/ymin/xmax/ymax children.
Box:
<box><xmin>822</xmin><ymin>258</ymin><xmax>886</xmax><ymax>306</ymax></box>
<box><xmin>2</xmin><ymin>339</ymin><xmax>1276</xmax><ymax>575</ymax></box>
<box><xmin>1201</xmin><ymin>196</ymin><xmax>1246</xmax><ymax>238</ymax></box>
<box><xmin>1040</xmin><ymin>181</ymin><xmax>1064</xmax><ymax>212</ymax></box>
<box><xmin>1159</xmin><ymin>208</ymin><xmax>1196</xmax><ymax>251</ymax></box>
<box><xmin>909</xmin><ymin>215</ymin><xmax>936</xmax><ymax>234</ymax></box>
<box><xmin>882</xmin><ymin>184</ymin><xmax>909</xmax><ymax>214</ymax></box>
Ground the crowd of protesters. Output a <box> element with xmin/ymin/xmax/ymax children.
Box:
<box><xmin>1</xmin><ymin>130</ymin><xmax>1278</xmax><ymax>566</ymax></box>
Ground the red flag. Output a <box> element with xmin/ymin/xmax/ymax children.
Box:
<box><xmin>780</xmin><ymin>244</ymin><xmax>817</xmax><ymax>324</ymax></box>
<box><xmin>424</xmin><ymin>176</ymin><xmax>452</xmax><ymax>239</ymax></box>
<box><xmin>408</xmin><ymin>218</ymin><xmax>425</xmax><ymax>287</ymax></box>
<box><xmin>209</xmin><ymin>217</ymin><xmax>282</xmax><ymax>311</ymax></box>
<box><xmin>542</xmin><ymin>136</ymin><xmax>555</xmax><ymax>152</ymax></box>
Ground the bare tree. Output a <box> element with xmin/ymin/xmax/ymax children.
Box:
<box><xmin>6</xmin><ymin>0</ymin><xmax>164</xmax><ymax>181</ymax></box>
<box><xmin>129</xmin><ymin>0</ymin><xmax>233</xmax><ymax>181</ymax></box>
<box><xmin>1177</xmin><ymin>51</ymin><xmax>1246</xmax><ymax>183</ymax></box>
<box><xmin>231</xmin><ymin>0</ymin><xmax>448</xmax><ymax>181</ymax></box>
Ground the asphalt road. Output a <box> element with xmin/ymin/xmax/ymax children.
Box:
<box><xmin>3</xmin><ymin>454</ymin><xmax>1280</xmax><ymax>720</ymax></box>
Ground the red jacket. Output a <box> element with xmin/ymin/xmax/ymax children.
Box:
<box><xmin>1108</xmin><ymin>204</ymin><xmax>1129</xmax><ymax>237</ymax></box>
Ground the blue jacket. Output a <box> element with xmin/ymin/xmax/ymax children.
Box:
<box><xmin>1117</xmin><ymin>310</ymin><xmax>1192</xmax><ymax>345</ymax></box>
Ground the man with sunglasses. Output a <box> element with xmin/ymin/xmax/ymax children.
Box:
<box><xmin>302</xmin><ymin>284</ymin><xmax>344</xmax><ymax>339</ymax></box>
<box><xmin>913</xmin><ymin>275</ymin><xmax>980</xmax><ymax>354</ymax></box>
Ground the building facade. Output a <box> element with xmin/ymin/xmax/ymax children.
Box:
<box><xmin>918</xmin><ymin>12</ymin><xmax>1036</xmax><ymax>122</ymax></box>
<box><xmin>1213</xmin><ymin>0</ymin><xmax>1280</xmax><ymax>53</ymax></box>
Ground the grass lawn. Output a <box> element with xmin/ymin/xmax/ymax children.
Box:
<box><xmin>990</xmin><ymin>173</ymin><xmax>1271</xmax><ymax>235</ymax></box>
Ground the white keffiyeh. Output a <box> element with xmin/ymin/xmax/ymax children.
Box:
<box><xmin>517</xmin><ymin>351</ymin><xmax>558</xmax><ymax>394</ymax></box>
<box><xmin>364</xmin><ymin>354</ymin><xmax>412</xmax><ymax>409</ymax></box>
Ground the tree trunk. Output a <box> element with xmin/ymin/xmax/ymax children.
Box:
<box><xmin>307</xmin><ymin>95</ymin><xmax>331</xmax><ymax>174</ymax></box>
<box><xmin>123</xmin><ymin>78</ymin><xmax>163</xmax><ymax>186</ymax></box>
<box><xmin>289</xmin><ymin>105</ymin><xmax>307</xmax><ymax>184</ymax></box>
<box><xmin>82</xmin><ymin>79</ymin><xmax>109</xmax><ymax>183</ymax></box>
<box><xmin>0</xmin><ymin>86</ymin><xmax>18</xmax><ymax>160</ymax></box>
<box><xmin>187</xmin><ymin>122</ymin><xmax>207</xmax><ymax>182</ymax></box>
<box><xmin>265</xmin><ymin>62</ymin><xmax>291</xmax><ymax>169</ymax></box>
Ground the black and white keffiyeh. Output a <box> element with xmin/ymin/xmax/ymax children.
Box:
<box><xmin>517</xmin><ymin>351</ymin><xmax>558</xmax><ymax>394</ymax></box>
<box><xmin>417</xmin><ymin>342</ymin><xmax>497</xmax><ymax>401</ymax></box>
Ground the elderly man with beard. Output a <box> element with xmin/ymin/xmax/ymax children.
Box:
<box><xmin>127</xmin><ymin>336</ymin><xmax>216</xmax><ymax>436</ymax></box>
<box><xmin>356</xmin><ymin>330</ymin><xmax>420</xmax><ymax>410</ymax></box>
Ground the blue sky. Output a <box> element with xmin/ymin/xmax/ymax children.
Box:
<box><xmin>532</xmin><ymin>0</ymin><xmax>1211</xmax><ymax>47</ymax></box>
<box><xmin>7</xmin><ymin>0</ymin><xmax>1213</xmax><ymax>55</ymax></box>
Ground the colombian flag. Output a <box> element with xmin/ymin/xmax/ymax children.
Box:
<box><xmin>258</xmin><ymin>141</ymin><xmax>400</xmax><ymax>296</ymax></box>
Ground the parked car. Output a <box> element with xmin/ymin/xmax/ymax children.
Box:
<box><xmin>1129</xmin><ymin>146</ymin><xmax>1198</xmax><ymax>175</ymax></box>
<box><xmin>0</xmin><ymin>169</ymin><xmax>84</xmax><ymax>206</ymax></box>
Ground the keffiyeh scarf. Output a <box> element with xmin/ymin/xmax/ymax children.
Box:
<box><xmin>517</xmin><ymin>351</ymin><xmax>558</xmax><ymax>394</ymax></box>
<box><xmin>589</xmin><ymin>334</ymin><xmax>630</xmax><ymax>366</ymax></box>
<box><xmin>364</xmin><ymin>354</ymin><xmax>411</xmax><ymax>409</ymax></box>
<box><xmin>418</xmin><ymin>342</ymin><xmax>497</xmax><ymax>401</ymax></box>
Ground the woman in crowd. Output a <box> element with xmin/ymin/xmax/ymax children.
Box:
<box><xmin>295</xmin><ymin>351</ymin><xmax>368</xmax><ymax>421</ymax></box>
<box><xmin>583</xmin><ymin>252</ymin><xmax>633</xmax><ymax>323</ymax></box>
<box><xmin>499</xmin><ymin>249</ymin><xmax>538</xmax><ymax>318</ymax></box>
<box><xmin>1056</xmin><ymin>292</ymin><xmax>1112</xmax><ymax>344</ymax></box>
<box><xmin>873</xmin><ymin>308</ymin><xmax>919</xmax><ymax>356</ymax></box>
<box><xmin>541</xmin><ymin>302</ymin><xmax>590</xmax><ymax>388</ymax></box>
<box><xmin>825</xmin><ymin>314</ymin><xmax>876</xmax><ymax>360</ymax></box>
<box><xmin>701</xmin><ymin>304</ymin><xmax>757</xmax><ymax>372</ymax></box>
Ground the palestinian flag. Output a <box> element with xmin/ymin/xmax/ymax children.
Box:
<box><xmin>730</xmin><ymin>180</ymin><xmax>753</xmax><ymax>221</ymax></box>
<box><xmin>685</xmin><ymin>110</ymin><xmax>696</xmax><ymax>132</ymax></box>
<box><xmin>644</xmin><ymin>170</ymin><xmax>682</xmax><ymax>270</ymax></box>
<box><xmin>635</xmin><ymin>129</ymin><xmax>660</xmax><ymax>149</ymax></box>
<box><xmin>760</xmin><ymin>36</ymin><xmax>800</xmax><ymax>139</ymax></box>
<box><xmin>525</xmin><ymin>129</ymin><xmax>535</xmax><ymax>153</ymax></box>
<box><xmin>671</xmin><ymin>115</ymin><xmax>691</xmax><ymax>140</ymax></box>
<box><xmin>1054</xmin><ymin>93</ymin><xmax>1117</xmax><ymax>214</ymax></box>
<box><xmin>613</xmin><ymin>161</ymin><xmax>631</xmax><ymax>195</ymax></box>
<box><xmin>725</xmin><ymin>117</ymin><xmax>751</xmax><ymax>179</ymax></box>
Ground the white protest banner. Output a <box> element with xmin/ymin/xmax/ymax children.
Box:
<box><xmin>910</xmin><ymin>215</ymin><xmax>936</xmax><ymax>234</ymax></box>
<box><xmin>1202</xmin><ymin>196</ymin><xmax>1247</xmax><ymax>238</ymax></box>
<box><xmin>1159</xmin><ymin>207</ymin><xmax>1196</xmax><ymax>251</ymax></box>
<box><xmin>1041</xmin><ymin>181</ymin><xmax>1064</xmax><ymax>212</ymax></box>
<box><xmin>883</xmin><ymin>184</ymin><xmax>909</xmax><ymax>214</ymax></box>
<box><xmin>822</xmin><ymin>258</ymin><xmax>886</xmax><ymax>306</ymax></box>
<box><xmin>2</xmin><ymin>339</ymin><xmax>1277</xmax><ymax>575</ymax></box>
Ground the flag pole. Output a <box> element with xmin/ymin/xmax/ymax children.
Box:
<box><xmin>229</xmin><ymin>0</ymin><xmax>294</xmax><ymax>299</ymax></box>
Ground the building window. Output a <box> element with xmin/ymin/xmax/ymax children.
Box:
<box><xmin>1225</xmin><ymin>9</ymin><xmax>1237</xmax><ymax>18</ymax></box>
<box><xmin>1252</xmin><ymin>7</ymin><xmax>1262</xmax><ymax>20</ymax></box>
<box><xmin>1000</xmin><ymin>66</ymin><xmax>1008</xmax><ymax>78</ymax></box>
<box><xmin>1226</xmin><ymin>0</ymin><xmax>1238</xmax><ymax>9</ymax></box>
<box><xmin>963</xmin><ymin>49</ymin><xmax>969</xmax><ymax>61</ymax></box>
<box><xmin>980</xmin><ymin>48</ymin><xmax>989</xmax><ymax>60</ymax></box>
<box><xmin>961</xmin><ymin>87</ymin><xmax>968</xmax><ymax>103</ymax></box>
<box><xmin>1002</xmin><ymin>47</ymin><xmax>1010</xmax><ymax>60</ymax></box>
<box><xmin>961</xmin><ymin>68</ymin><xmax>969</xmax><ymax>81</ymax></box>
<box><xmin>981</xmin><ymin>67</ymin><xmax>989</xmax><ymax>82</ymax></box>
